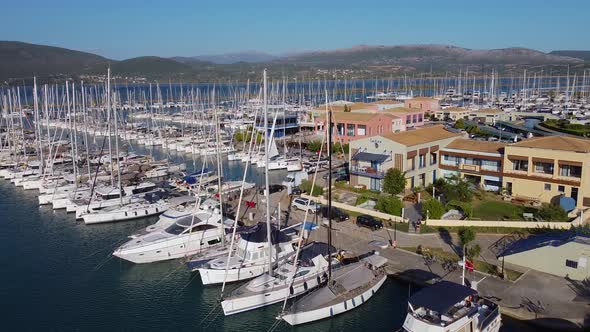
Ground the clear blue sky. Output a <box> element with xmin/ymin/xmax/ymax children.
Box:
<box><xmin>0</xmin><ymin>0</ymin><xmax>587</xmax><ymax>60</ymax></box>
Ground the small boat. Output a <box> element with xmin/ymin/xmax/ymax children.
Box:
<box><xmin>401</xmin><ymin>281</ymin><xmax>501</xmax><ymax>332</ymax></box>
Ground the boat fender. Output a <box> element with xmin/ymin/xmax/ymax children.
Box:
<box><xmin>316</xmin><ymin>276</ymin><xmax>321</xmax><ymax>285</ymax></box>
<box><xmin>289</xmin><ymin>286</ymin><xmax>294</xmax><ymax>295</ymax></box>
<box><xmin>303</xmin><ymin>282</ymin><xmax>308</xmax><ymax>291</ymax></box>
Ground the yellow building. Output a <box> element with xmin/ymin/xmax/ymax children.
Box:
<box><xmin>502</xmin><ymin>136</ymin><xmax>590</xmax><ymax>209</ymax></box>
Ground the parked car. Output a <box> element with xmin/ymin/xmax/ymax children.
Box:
<box><xmin>356</xmin><ymin>214</ymin><xmax>383</xmax><ymax>231</ymax></box>
<box><xmin>320</xmin><ymin>206</ymin><xmax>349</xmax><ymax>222</ymax></box>
<box><xmin>291</xmin><ymin>186</ymin><xmax>303</xmax><ymax>195</ymax></box>
<box><xmin>292</xmin><ymin>197</ymin><xmax>320</xmax><ymax>213</ymax></box>
<box><xmin>259</xmin><ymin>184</ymin><xmax>285</xmax><ymax>195</ymax></box>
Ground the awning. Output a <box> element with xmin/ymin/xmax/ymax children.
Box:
<box><xmin>409</xmin><ymin>281</ymin><xmax>477</xmax><ymax>314</ymax></box>
<box><xmin>352</xmin><ymin>152</ymin><xmax>388</xmax><ymax>163</ymax></box>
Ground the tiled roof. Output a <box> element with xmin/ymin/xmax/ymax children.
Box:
<box><xmin>382</xmin><ymin>125</ymin><xmax>460</xmax><ymax>146</ymax></box>
<box><xmin>511</xmin><ymin>136</ymin><xmax>590</xmax><ymax>153</ymax></box>
<box><xmin>445</xmin><ymin>138</ymin><xmax>505</xmax><ymax>154</ymax></box>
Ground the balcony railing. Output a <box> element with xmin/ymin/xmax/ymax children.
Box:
<box><xmin>350</xmin><ymin>166</ymin><xmax>385</xmax><ymax>179</ymax></box>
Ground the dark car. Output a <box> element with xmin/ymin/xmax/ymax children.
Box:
<box><xmin>320</xmin><ymin>206</ymin><xmax>349</xmax><ymax>222</ymax></box>
<box><xmin>291</xmin><ymin>186</ymin><xmax>302</xmax><ymax>195</ymax></box>
<box><xmin>259</xmin><ymin>184</ymin><xmax>285</xmax><ymax>195</ymax></box>
<box><xmin>356</xmin><ymin>214</ymin><xmax>383</xmax><ymax>231</ymax></box>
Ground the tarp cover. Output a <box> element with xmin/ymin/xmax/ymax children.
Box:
<box><xmin>409</xmin><ymin>281</ymin><xmax>477</xmax><ymax>314</ymax></box>
<box><xmin>559</xmin><ymin>196</ymin><xmax>576</xmax><ymax>213</ymax></box>
<box><xmin>351</xmin><ymin>152</ymin><xmax>388</xmax><ymax>163</ymax></box>
<box><xmin>239</xmin><ymin>222</ymin><xmax>290</xmax><ymax>244</ymax></box>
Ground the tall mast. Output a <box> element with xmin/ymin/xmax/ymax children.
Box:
<box><xmin>111</xmin><ymin>69</ymin><xmax>122</xmax><ymax>205</ymax></box>
<box><xmin>213</xmin><ymin>86</ymin><xmax>225</xmax><ymax>246</ymax></box>
<box><xmin>326</xmin><ymin>89</ymin><xmax>333</xmax><ymax>281</ymax></box>
<box><xmin>263</xmin><ymin>69</ymin><xmax>272</xmax><ymax>277</ymax></box>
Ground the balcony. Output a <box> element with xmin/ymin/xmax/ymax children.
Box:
<box><xmin>350</xmin><ymin>166</ymin><xmax>385</xmax><ymax>179</ymax></box>
<box><xmin>460</xmin><ymin>163</ymin><xmax>480</xmax><ymax>173</ymax></box>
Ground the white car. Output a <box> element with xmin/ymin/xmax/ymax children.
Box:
<box><xmin>292</xmin><ymin>197</ymin><xmax>320</xmax><ymax>213</ymax></box>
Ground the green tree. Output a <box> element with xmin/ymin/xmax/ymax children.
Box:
<box><xmin>467</xmin><ymin>243</ymin><xmax>481</xmax><ymax>261</ymax></box>
<box><xmin>307</xmin><ymin>140</ymin><xmax>322</xmax><ymax>153</ymax></box>
<box><xmin>455</xmin><ymin>118</ymin><xmax>465</xmax><ymax>129</ymax></box>
<box><xmin>382</xmin><ymin>168</ymin><xmax>406</xmax><ymax>196</ymax></box>
<box><xmin>422</xmin><ymin>198</ymin><xmax>445</xmax><ymax>219</ymax></box>
<box><xmin>458</xmin><ymin>227</ymin><xmax>476</xmax><ymax>248</ymax></box>
<box><xmin>374</xmin><ymin>196</ymin><xmax>403</xmax><ymax>216</ymax></box>
<box><xmin>442</xmin><ymin>175</ymin><xmax>472</xmax><ymax>202</ymax></box>
<box><xmin>331</xmin><ymin>142</ymin><xmax>350</xmax><ymax>154</ymax></box>
<box><xmin>343</xmin><ymin>104</ymin><xmax>351</xmax><ymax>112</ymax></box>
<box><xmin>234</xmin><ymin>130</ymin><xmax>245</xmax><ymax>142</ymax></box>
<box><xmin>300</xmin><ymin>179</ymin><xmax>324</xmax><ymax>197</ymax></box>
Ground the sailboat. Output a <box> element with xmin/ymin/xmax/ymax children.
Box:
<box><xmin>278</xmin><ymin>99</ymin><xmax>388</xmax><ymax>326</ymax></box>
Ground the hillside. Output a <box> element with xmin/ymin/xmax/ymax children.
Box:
<box><xmin>549</xmin><ymin>50</ymin><xmax>590</xmax><ymax>62</ymax></box>
<box><xmin>1</xmin><ymin>41</ymin><xmax>588</xmax><ymax>83</ymax></box>
<box><xmin>276</xmin><ymin>44</ymin><xmax>583</xmax><ymax>68</ymax></box>
<box><xmin>0</xmin><ymin>41</ymin><xmax>110</xmax><ymax>80</ymax></box>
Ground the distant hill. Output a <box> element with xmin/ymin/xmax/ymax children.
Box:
<box><xmin>549</xmin><ymin>50</ymin><xmax>590</xmax><ymax>62</ymax></box>
<box><xmin>186</xmin><ymin>51</ymin><xmax>277</xmax><ymax>64</ymax></box>
<box><xmin>275</xmin><ymin>44</ymin><xmax>583</xmax><ymax>68</ymax></box>
<box><xmin>0</xmin><ymin>41</ymin><xmax>588</xmax><ymax>83</ymax></box>
<box><xmin>0</xmin><ymin>41</ymin><xmax>110</xmax><ymax>80</ymax></box>
<box><xmin>107</xmin><ymin>56</ymin><xmax>195</xmax><ymax>77</ymax></box>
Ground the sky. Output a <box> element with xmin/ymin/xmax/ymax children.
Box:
<box><xmin>0</xmin><ymin>0</ymin><xmax>588</xmax><ymax>60</ymax></box>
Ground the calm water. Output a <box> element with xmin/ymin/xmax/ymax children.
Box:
<box><xmin>0</xmin><ymin>145</ymin><xmax>536</xmax><ymax>331</ymax></box>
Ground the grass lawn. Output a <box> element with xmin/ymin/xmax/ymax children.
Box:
<box><xmin>472</xmin><ymin>200</ymin><xmax>528</xmax><ymax>220</ymax></box>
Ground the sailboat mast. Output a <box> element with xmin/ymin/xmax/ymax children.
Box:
<box><xmin>327</xmin><ymin>90</ymin><xmax>333</xmax><ymax>281</ymax></box>
<box><xmin>213</xmin><ymin>87</ymin><xmax>225</xmax><ymax>246</ymax></box>
<box><xmin>263</xmin><ymin>69</ymin><xmax>273</xmax><ymax>277</ymax></box>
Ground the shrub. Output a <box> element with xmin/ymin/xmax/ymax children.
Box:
<box><xmin>374</xmin><ymin>196</ymin><xmax>403</xmax><ymax>216</ymax></box>
<box><xmin>307</xmin><ymin>140</ymin><xmax>322</xmax><ymax>153</ymax></box>
<box><xmin>300</xmin><ymin>179</ymin><xmax>323</xmax><ymax>197</ymax></box>
<box><xmin>446</xmin><ymin>200</ymin><xmax>473</xmax><ymax>218</ymax></box>
<box><xmin>538</xmin><ymin>203</ymin><xmax>568</xmax><ymax>222</ymax></box>
<box><xmin>422</xmin><ymin>198</ymin><xmax>445</xmax><ymax>219</ymax></box>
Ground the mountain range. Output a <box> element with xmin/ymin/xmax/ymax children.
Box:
<box><xmin>0</xmin><ymin>41</ymin><xmax>588</xmax><ymax>83</ymax></box>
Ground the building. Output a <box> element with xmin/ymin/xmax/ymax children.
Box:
<box><xmin>370</xmin><ymin>100</ymin><xmax>404</xmax><ymax>110</ymax></box>
<box><xmin>434</xmin><ymin>107</ymin><xmax>471</xmax><ymax>121</ymax></box>
<box><xmin>469</xmin><ymin>108</ymin><xmax>508</xmax><ymax>125</ymax></box>
<box><xmin>404</xmin><ymin>96</ymin><xmax>440</xmax><ymax>114</ymax></box>
<box><xmin>438</xmin><ymin>139</ymin><xmax>505</xmax><ymax>192</ymax></box>
<box><xmin>501</xmin><ymin>232</ymin><xmax>590</xmax><ymax>281</ymax></box>
<box><xmin>255</xmin><ymin>113</ymin><xmax>299</xmax><ymax>137</ymax></box>
<box><xmin>348</xmin><ymin>125</ymin><xmax>461</xmax><ymax>191</ymax></box>
<box><xmin>381</xmin><ymin>107</ymin><xmax>425</xmax><ymax>130</ymax></box>
<box><xmin>314</xmin><ymin>112</ymin><xmax>402</xmax><ymax>144</ymax></box>
<box><xmin>502</xmin><ymin>136</ymin><xmax>590</xmax><ymax>209</ymax></box>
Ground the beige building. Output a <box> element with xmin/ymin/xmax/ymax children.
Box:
<box><xmin>469</xmin><ymin>108</ymin><xmax>508</xmax><ymax>124</ymax></box>
<box><xmin>348</xmin><ymin>126</ymin><xmax>461</xmax><ymax>191</ymax></box>
<box><xmin>439</xmin><ymin>139</ymin><xmax>505</xmax><ymax>192</ymax></box>
<box><xmin>502</xmin><ymin>232</ymin><xmax>590</xmax><ymax>281</ymax></box>
<box><xmin>404</xmin><ymin>96</ymin><xmax>440</xmax><ymax>114</ymax></box>
<box><xmin>434</xmin><ymin>107</ymin><xmax>471</xmax><ymax>121</ymax></box>
<box><xmin>502</xmin><ymin>136</ymin><xmax>590</xmax><ymax>209</ymax></box>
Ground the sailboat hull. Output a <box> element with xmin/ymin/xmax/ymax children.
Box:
<box><xmin>281</xmin><ymin>274</ymin><xmax>387</xmax><ymax>326</ymax></box>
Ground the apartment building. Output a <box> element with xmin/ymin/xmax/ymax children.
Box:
<box><xmin>348</xmin><ymin>125</ymin><xmax>461</xmax><ymax>191</ymax></box>
<box><xmin>502</xmin><ymin>136</ymin><xmax>590</xmax><ymax>209</ymax></box>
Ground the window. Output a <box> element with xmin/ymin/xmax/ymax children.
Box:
<box><xmin>418</xmin><ymin>114</ymin><xmax>423</xmax><ymax>122</ymax></box>
<box><xmin>534</xmin><ymin>162</ymin><xmax>554</xmax><ymax>174</ymax></box>
<box><xmin>512</xmin><ymin>159</ymin><xmax>528</xmax><ymax>172</ymax></box>
<box><xmin>406</xmin><ymin>116</ymin><xmax>411</xmax><ymax>125</ymax></box>
<box><xmin>357</xmin><ymin>125</ymin><xmax>366</xmax><ymax>136</ymax></box>
<box><xmin>407</xmin><ymin>157</ymin><xmax>415</xmax><ymax>171</ymax></box>
<box><xmin>419</xmin><ymin>155</ymin><xmax>426</xmax><ymax>168</ymax></box>
<box><xmin>544</xmin><ymin>183</ymin><xmax>551</xmax><ymax>191</ymax></box>
<box><xmin>347</xmin><ymin>124</ymin><xmax>355</xmax><ymax>136</ymax></box>
<box><xmin>566</xmin><ymin>259</ymin><xmax>578</xmax><ymax>269</ymax></box>
<box><xmin>336</xmin><ymin>123</ymin><xmax>345</xmax><ymax>136</ymax></box>
<box><xmin>558</xmin><ymin>185</ymin><xmax>565</xmax><ymax>193</ymax></box>
<box><xmin>412</xmin><ymin>114</ymin><xmax>418</xmax><ymax>123</ymax></box>
<box><xmin>430</xmin><ymin>153</ymin><xmax>437</xmax><ymax>165</ymax></box>
<box><xmin>559</xmin><ymin>164</ymin><xmax>582</xmax><ymax>178</ymax></box>
<box><xmin>481</xmin><ymin>160</ymin><xmax>500</xmax><ymax>171</ymax></box>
